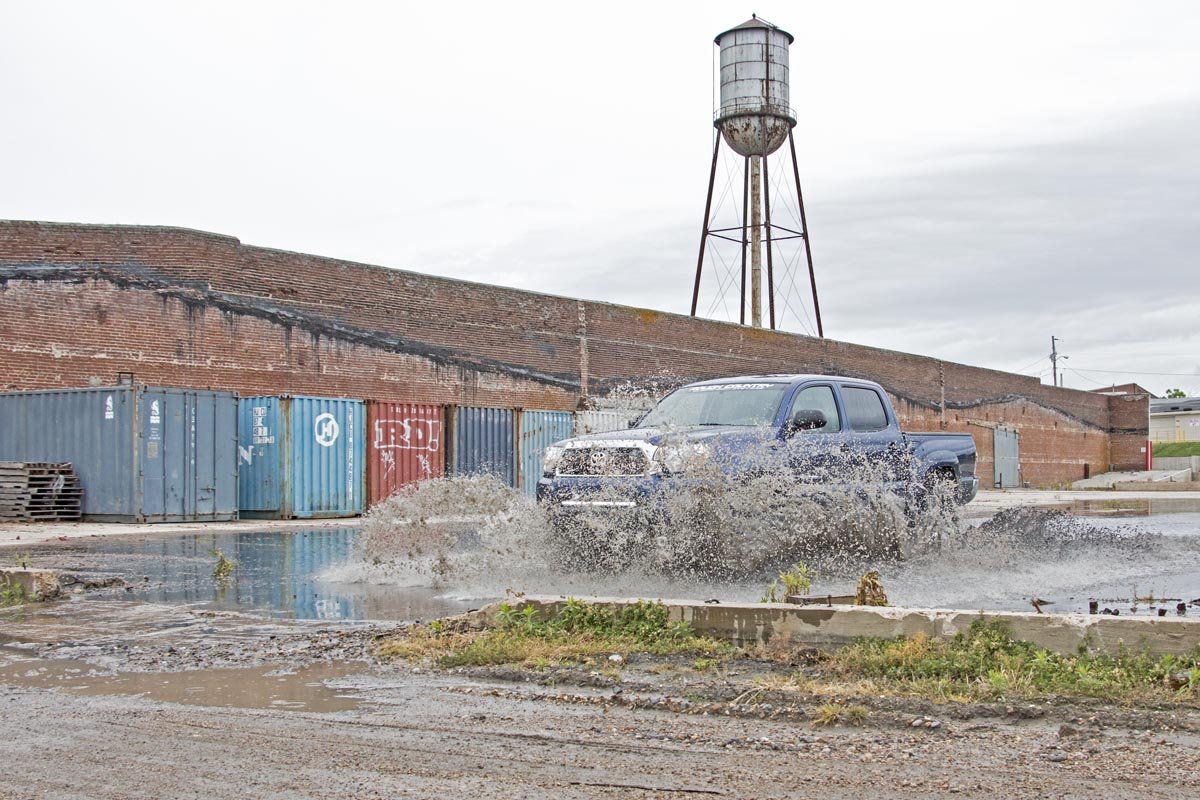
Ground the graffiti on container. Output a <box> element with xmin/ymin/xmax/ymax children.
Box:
<box><xmin>104</xmin><ymin>395</ymin><xmax>115</xmax><ymax>420</ymax></box>
<box><xmin>374</xmin><ymin>417</ymin><xmax>441</xmax><ymax>482</ymax></box>
<box><xmin>314</xmin><ymin>412</ymin><xmax>340</xmax><ymax>448</ymax></box>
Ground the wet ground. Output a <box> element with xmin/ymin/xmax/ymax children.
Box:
<box><xmin>1</xmin><ymin>497</ymin><xmax>1198</xmax><ymax>798</ymax></box>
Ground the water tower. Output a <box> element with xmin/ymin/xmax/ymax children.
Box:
<box><xmin>690</xmin><ymin>15</ymin><xmax>823</xmax><ymax>335</ymax></box>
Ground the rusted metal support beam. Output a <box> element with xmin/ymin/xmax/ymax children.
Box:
<box><xmin>691</xmin><ymin>132</ymin><xmax>722</xmax><ymax>317</ymax></box>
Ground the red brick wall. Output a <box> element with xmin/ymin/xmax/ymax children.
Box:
<box><xmin>0</xmin><ymin>221</ymin><xmax>1146</xmax><ymax>486</ymax></box>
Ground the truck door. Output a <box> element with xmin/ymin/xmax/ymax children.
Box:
<box><xmin>781</xmin><ymin>384</ymin><xmax>844</xmax><ymax>479</ymax></box>
<box><xmin>838</xmin><ymin>385</ymin><xmax>906</xmax><ymax>481</ymax></box>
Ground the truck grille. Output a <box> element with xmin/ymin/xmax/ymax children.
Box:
<box><xmin>557</xmin><ymin>447</ymin><xmax>649</xmax><ymax>477</ymax></box>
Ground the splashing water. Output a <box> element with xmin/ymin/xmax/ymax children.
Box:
<box><xmin>358</xmin><ymin>452</ymin><xmax>964</xmax><ymax>588</ymax></box>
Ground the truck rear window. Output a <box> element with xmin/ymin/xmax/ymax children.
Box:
<box><xmin>841</xmin><ymin>386</ymin><xmax>888</xmax><ymax>431</ymax></box>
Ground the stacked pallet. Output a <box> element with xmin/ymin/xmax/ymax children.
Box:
<box><xmin>0</xmin><ymin>462</ymin><xmax>83</xmax><ymax>521</ymax></box>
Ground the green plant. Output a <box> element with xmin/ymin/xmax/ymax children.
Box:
<box><xmin>14</xmin><ymin>553</ymin><xmax>32</xmax><ymax>569</ymax></box>
<box><xmin>761</xmin><ymin>562</ymin><xmax>814</xmax><ymax>602</ymax></box>
<box><xmin>209</xmin><ymin>548</ymin><xmax>236</xmax><ymax>582</ymax></box>
<box><xmin>1</xmin><ymin>578</ymin><xmax>26</xmax><ymax>608</ymax></box>
<box><xmin>828</xmin><ymin>618</ymin><xmax>1200</xmax><ymax>703</ymax></box>
<box><xmin>378</xmin><ymin>599</ymin><xmax>732</xmax><ymax>668</ymax></box>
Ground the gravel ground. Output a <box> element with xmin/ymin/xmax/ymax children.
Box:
<box><xmin>0</xmin><ymin>672</ymin><xmax>1196</xmax><ymax>799</ymax></box>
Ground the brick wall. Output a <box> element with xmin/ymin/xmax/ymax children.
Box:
<box><xmin>0</xmin><ymin>221</ymin><xmax>1148</xmax><ymax>485</ymax></box>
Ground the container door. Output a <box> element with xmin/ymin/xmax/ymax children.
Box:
<box><xmin>453</xmin><ymin>407</ymin><xmax>515</xmax><ymax>487</ymax></box>
<box><xmin>239</xmin><ymin>397</ymin><xmax>284</xmax><ymax>515</ymax></box>
<box><xmin>206</xmin><ymin>393</ymin><xmax>239</xmax><ymax>519</ymax></box>
<box><xmin>367</xmin><ymin>402</ymin><xmax>445</xmax><ymax>507</ymax></box>
<box><xmin>994</xmin><ymin>426</ymin><xmax>1020</xmax><ymax>488</ymax></box>
<box><xmin>138</xmin><ymin>389</ymin><xmax>176</xmax><ymax>520</ymax></box>
<box><xmin>574</xmin><ymin>410</ymin><xmax>637</xmax><ymax>435</ymax></box>
<box><xmin>519</xmin><ymin>410</ymin><xmax>573</xmax><ymax>496</ymax></box>
<box><xmin>288</xmin><ymin>397</ymin><xmax>365</xmax><ymax>518</ymax></box>
<box><xmin>0</xmin><ymin>387</ymin><xmax>137</xmax><ymax>519</ymax></box>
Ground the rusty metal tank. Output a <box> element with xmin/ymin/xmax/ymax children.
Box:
<box><xmin>714</xmin><ymin>16</ymin><xmax>796</xmax><ymax>157</ymax></box>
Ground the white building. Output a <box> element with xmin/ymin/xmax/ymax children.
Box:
<box><xmin>1150</xmin><ymin>397</ymin><xmax>1200</xmax><ymax>442</ymax></box>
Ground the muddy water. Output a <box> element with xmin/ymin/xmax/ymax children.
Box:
<box><xmin>31</xmin><ymin>528</ymin><xmax>477</xmax><ymax>622</ymax></box>
<box><xmin>10</xmin><ymin>503</ymin><xmax>1200</xmax><ymax>621</ymax></box>
<box><xmin>0</xmin><ymin>649</ymin><xmax>365</xmax><ymax>711</ymax></box>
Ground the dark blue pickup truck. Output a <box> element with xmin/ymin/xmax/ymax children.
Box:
<box><xmin>536</xmin><ymin>374</ymin><xmax>978</xmax><ymax>512</ymax></box>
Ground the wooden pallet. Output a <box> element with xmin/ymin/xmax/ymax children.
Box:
<box><xmin>0</xmin><ymin>462</ymin><xmax>83</xmax><ymax>521</ymax></box>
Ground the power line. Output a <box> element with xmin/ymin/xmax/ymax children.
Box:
<box><xmin>1070</xmin><ymin>366</ymin><xmax>1200</xmax><ymax>377</ymax></box>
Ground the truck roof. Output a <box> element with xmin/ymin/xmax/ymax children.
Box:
<box><xmin>687</xmin><ymin>374</ymin><xmax>880</xmax><ymax>387</ymax></box>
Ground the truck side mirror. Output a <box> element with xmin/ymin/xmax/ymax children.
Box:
<box><xmin>787</xmin><ymin>409</ymin><xmax>827</xmax><ymax>435</ymax></box>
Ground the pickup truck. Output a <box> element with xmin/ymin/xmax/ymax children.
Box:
<box><xmin>535</xmin><ymin>375</ymin><xmax>977</xmax><ymax>564</ymax></box>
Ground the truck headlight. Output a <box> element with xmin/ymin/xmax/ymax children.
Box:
<box><xmin>653</xmin><ymin>443</ymin><xmax>710</xmax><ymax>474</ymax></box>
<box><xmin>542</xmin><ymin>445</ymin><xmax>565</xmax><ymax>477</ymax></box>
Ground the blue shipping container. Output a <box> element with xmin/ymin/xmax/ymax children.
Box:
<box><xmin>453</xmin><ymin>407</ymin><xmax>515</xmax><ymax>487</ymax></box>
<box><xmin>0</xmin><ymin>386</ymin><xmax>238</xmax><ymax>522</ymax></box>
<box><xmin>518</xmin><ymin>410</ymin><xmax>574</xmax><ymax>496</ymax></box>
<box><xmin>239</xmin><ymin>396</ymin><xmax>365</xmax><ymax>519</ymax></box>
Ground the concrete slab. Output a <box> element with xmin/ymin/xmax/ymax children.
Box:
<box><xmin>1114</xmin><ymin>480</ymin><xmax>1200</xmax><ymax>492</ymax></box>
<box><xmin>0</xmin><ymin>568</ymin><xmax>61</xmax><ymax>602</ymax></box>
<box><xmin>493</xmin><ymin>595</ymin><xmax>1200</xmax><ymax>658</ymax></box>
<box><xmin>1071</xmin><ymin>470</ymin><xmax>1189</xmax><ymax>490</ymax></box>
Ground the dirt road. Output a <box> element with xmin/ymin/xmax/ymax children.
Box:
<box><xmin>2</xmin><ymin>664</ymin><xmax>1197</xmax><ymax>799</ymax></box>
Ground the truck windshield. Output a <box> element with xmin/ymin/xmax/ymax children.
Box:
<box><xmin>639</xmin><ymin>383</ymin><xmax>788</xmax><ymax>428</ymax></box>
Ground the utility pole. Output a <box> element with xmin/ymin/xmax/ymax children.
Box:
<box><xmin>1049</xmin><ymin>336</ymin><xmax>1068</xmax><ymax>387</ymax></box>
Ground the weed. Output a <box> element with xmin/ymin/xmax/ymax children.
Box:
<box><xmin>812</xmin><ymin>703</ymin><xmax>843</xmax><ymax>726</ymax></box>
<box><xmin>761</xmin><ymin>562</ymin><xmax>814</xmax><ymax>602</ymax></box>
<box><xmin>854</xmin><ymin>570</ymin><xmax>888</xmax><ymax>606</ymax></box>
<box><xmin>209</xmin><ymin>548</ymin><xmax>236</xmax><ymax>582</ymax></box>
<box><xmin>693</xmin><ymin>657</ymin><xmax>718</xmax><ymax>672</ymax></box>
<box><xmin>14</xmin><ymin>553</ymin><xmax>32</xmax><ymax>569</ymax></box>
<box><xmin>827</xmin><ymin>618</ymin><xmax>1200</xmax><ymax>703</ymax></box>
<box><xmin>844</xmin><ymin>704</ymin><xmax>869</xmax><ymax>725</ymax></box>
<box><xmin>1</xmin><ymin>578</ymin><xmax>26</xmax><ymax>608</ymax></box>
<box><xmin>377</xmin><ymin>599</ymin><xmax>733</xmax><ymax>668</ymax></box>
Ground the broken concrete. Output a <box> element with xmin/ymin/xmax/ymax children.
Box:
<box><xmin>0</xmin><ymin>568</ymin><xmax>61</xmax><ymax>602</ymax></box>
<box><xmin>494</xmin><ymin>595</ymin><xmax>1200</xmax><ymax>658</ymax></box>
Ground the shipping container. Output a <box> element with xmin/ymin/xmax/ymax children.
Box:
<box><xmin>575</xmin><ymin>409</ymin><xmax>641</xmax><ymax>436</ymax></box>
<box><xmin>366</xmin><ymin>401</ymin><xmax>446</xmax><ymax>507</ymax></box>
<box><xmin>518</xmin><ymin>410</ymin><xmax>574</xmax><ymax>496</ymax></box>
<box><xmin>239</xmin><ymin>396</ymin><xmax>364</xmax><ymax>519</ymax></box>
<box><xmin>452</xmin><ymin>406</ymin><xmax>515</xmax><ymax>487</ymax></box>
<box><xmin>0</xmin><ymin>386</ymin><xmax>238</xmax><ymax>522</ymax></box>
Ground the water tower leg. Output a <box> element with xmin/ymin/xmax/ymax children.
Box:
<box><xmin>691</xmin><ymin>132</ymin><xmax>722</xmax><ymax>317</ymax></box>
<box><xmin>739</xmin><ymin>156</ymin><xmax>749</xmax><ymax>325</ymax></box>
<box><xmin>749</xmin><ymin>155</ymin><xmax>763</xmax><ymax>327</ymax></box>
<box><xmin>763</xmin><ymin>155</ymin><xmax>776</xmax><ymax>330</ymax></box>
<box><xmin>788</xmin><ymin>130</ymin><xmax>823</xmax><ymax>337</ymax></box>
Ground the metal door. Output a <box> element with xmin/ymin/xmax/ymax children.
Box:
<box><xmin>994</xmin><ymin>426</ymin><xmax>1020</xmax><ymax>488</ymax></box>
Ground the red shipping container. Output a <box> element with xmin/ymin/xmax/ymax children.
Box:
<box><xmin>366</xmin><ymin>402</ymin><xmax>446</xmax><ymax>507</ymax></box>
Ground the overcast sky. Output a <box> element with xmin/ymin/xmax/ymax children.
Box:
<box><xmin>3</xmin><ymin>1</ymin><xmax>1198</xmax><ymax>395</ymax></box>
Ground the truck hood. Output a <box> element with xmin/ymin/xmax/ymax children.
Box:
<box><xmin>561</xmin><ymin>425</ymin><xmax>774</xmax><ymax>447</ymax></box>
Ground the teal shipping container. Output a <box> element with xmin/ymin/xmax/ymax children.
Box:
<box><xmin>238</xmin><ymin>396</ymin><xmax>364</xmax><ymax>519</ymax></box>
<box><xmin>0</xmin><ymin>386</ymin><xmax>238</xmax><ymax>522</ymax></box>
<box><xmin>452</xmin><ymin>406</ymin><xmax>515</xmax><ymax>487</ymax></box>
<box><xmin>518</xmin><ymin>410</ymin><xmax>573</xmax><ymax>496</ymax></box>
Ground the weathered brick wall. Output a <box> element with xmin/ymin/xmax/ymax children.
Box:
<box><xmin>0</xmin><ymin>221</ymin><xmax>1146</xmax><ymax>486</ymax></box>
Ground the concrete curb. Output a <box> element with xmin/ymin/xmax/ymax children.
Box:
<box><xmin>488</xmin><ymin>595</ymin><xmax>1200</xmax><ymax>658</ymax></box>
<box><xmin>0</xmin><ymin>568</ymin><xmax>61</xmax><ymax>602</ymax></box>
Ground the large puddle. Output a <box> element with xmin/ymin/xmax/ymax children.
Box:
<box><xmin>2</xmin><ymin>501</ymin><xmax>1198</xmax><ymax>713</ymax></box>
<box><xmin>7</xmin><ymin>501</ymin><xmax>1200</xmax><ymax>621</ymax></box>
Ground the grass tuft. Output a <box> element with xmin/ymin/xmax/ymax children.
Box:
<box><xmin>377</xmin><ymin>598</ymin><xmax>733</xmax><ymax>669</ymax></box>
<box><xmin>825</xmin><ymin>618</ymin><xmax>1200</xmax><ymax>703</ymax></box>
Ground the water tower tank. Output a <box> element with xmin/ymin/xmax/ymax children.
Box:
<box><xmin>714</xmin><ymin>16</ymin><xmax>796</xmax><ymax>158</ymax></box>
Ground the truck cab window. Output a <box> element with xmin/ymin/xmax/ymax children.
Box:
<box><xmin>841</xmin><ymin>386</ymin><xmax>888</xmax><ymax>431</ymax></box>
<box><xmin>788</xmin><ymin>385</ymin><xmax>841</xmax><ymax>432</ymax></box>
